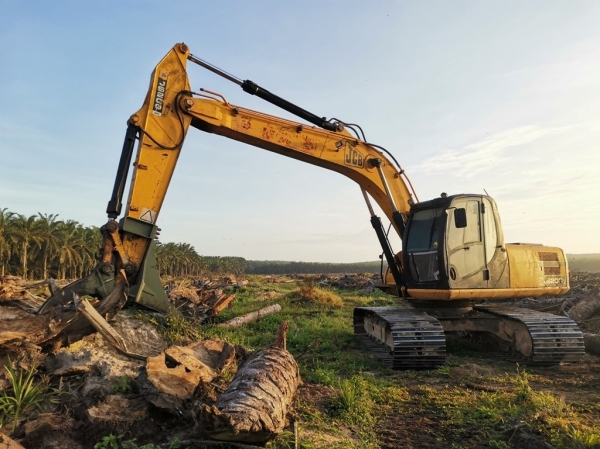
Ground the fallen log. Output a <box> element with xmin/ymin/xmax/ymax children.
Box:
<box><xmin>568</xmin><ymin>293</ymin><xmax>600</xmax><ymax>324</ymax></box>
<box><xmin>75</xmin><ymin>296</ymin><xmax>146</xmax><ymax>360</ymax></box>
<box><xmin>218</xmin><ymin>304</ymin><xmax>281</xmax><ymax>328</ymax></box>
<box><xmin>198</xmin><ymin>321</ymin><xmax>301</xmax><ymax>443</ymax></box>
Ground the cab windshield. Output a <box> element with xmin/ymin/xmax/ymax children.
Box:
<box><xmin>405</xmin><ymin>207</ymin><xmax>443</xmax><ymax>283</ymax></box>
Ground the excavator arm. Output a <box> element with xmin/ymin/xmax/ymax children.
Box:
<box><xmin>39</xmin><ymin>43</ymin><xmax>416</xmax><ymax>313</ymax></box>
<box><xmin>122</xmin><ymin>43</ymin><xmax>416</xmax><ymax>232</ymax></box>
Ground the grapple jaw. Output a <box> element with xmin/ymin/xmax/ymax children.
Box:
<box><xmin>37</xmin><ymin>269</ymin><xmax>117</xmax><ymax>315</ymax></box>
<box><xmin>37</xmin><ymin>239</ymin><xmax>171</xmax><ymax>315</ymax></box>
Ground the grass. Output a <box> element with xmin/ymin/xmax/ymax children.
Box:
<box><xmin>88</xmin><ymin>275</ymin><xmax>599</xmax><ymax>448</ymax></box>
<box><xmin>188</xmin><ymin>276</ymin><xmax>600</xmax><ymax>448</ymax></box>
<box><xmin>134</xmin><ymin>307</ymin><xmax>200</xmax><ymax>345</ymax></box>
<box><xmin>295</xmin><ymin>278</ymin><xmax>343</xmax><ymax>307</ymax></box>
<box><xmin>0</xmin><ymin>357</ymin><xmax>54</xmax><ymax>433</ymax></box>
<box><xmin>1</xmin><ymin>273</ymin><xmax>595</xmax><ymax>449</ymax></box>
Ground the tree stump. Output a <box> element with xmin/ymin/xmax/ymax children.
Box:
<box><xmin>198</xmin><ymin>321</ymin><xmax>301</xmax><ymax>443</ymax></box>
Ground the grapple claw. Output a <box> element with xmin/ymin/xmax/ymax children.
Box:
<box><xmin>37</xmin><ymin>269</ymin><xmax>117</xmax><ymax>315</ymax></box>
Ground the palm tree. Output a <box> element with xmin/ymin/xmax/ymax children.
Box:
<box><xmin>36</xmin><ymin>213</ymin><xmax>62</xmax><ymax>279</ymax></box>
<box><xmin>56</xmin><ymin>220</ymin><xmax>83</xmax><ymax>279</ymax></box>
<box><xmin>10</xmin><ymin>214</ymin><xmax>43</xmax><ymax>280</ymax></box>
<box><xmin>0</xmin><ymin>208</ymin><xmax>15</xmax><ymax>276</ymax></box>
<box><xmin>78</xmin><ymin>226</ymin><xmax>101</xmax><ymax>276</ymax></box>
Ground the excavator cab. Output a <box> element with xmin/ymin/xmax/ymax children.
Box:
<box><xmin>402</xmin><ymin>194</ymin><xmax>509</xmax><ymax>291</ymax></box>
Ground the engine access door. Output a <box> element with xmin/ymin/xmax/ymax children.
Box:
<box><xmin>446</xmin><ymin>197</ymin><xmax>488</xmax><ymax>288</ymax></box>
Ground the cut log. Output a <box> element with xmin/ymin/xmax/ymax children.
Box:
<box><xmin>219</xmin><ymin>304</ymin><xmax>282</xmax><ymax>328</ymax></box>
<box><xmin>75</xmin><ymin>296</ymin><xmax>146</xmax><ymax>360</ymax></box>
<box><xmin>198</xmin><ymin>321</ymin><xmax>301</xmax><ymax>443</ymax></box>
<box><xmin>568</xmin><ymin>293</ymin><xmax>600</xmax><ymax>324</ymax></box>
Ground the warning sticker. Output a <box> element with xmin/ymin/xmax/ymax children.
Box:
<box><xmin>139</xmin><ymin>208</ymin><xmax>157</xmax><ymax>224</ymax></box>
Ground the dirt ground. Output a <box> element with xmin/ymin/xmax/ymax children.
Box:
<box><xmin>1</xmin><ymin>272</ymin><xmax>599</xmax><ymax>448</ymax></box>
<box><xmin>22</xmin><ymin>350</ymin><xmax>597</xmax><ymax>449</ymax></box>
<box><xmin>372</xmin><ymin>355</ymin><xmax>600</xmax><ymax>449</ymax></box>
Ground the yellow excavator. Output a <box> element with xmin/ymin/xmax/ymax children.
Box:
<box><xmin>38</xmin><ymin>43</ymin><xmax>584</xmax><ymax>368</ymax></box>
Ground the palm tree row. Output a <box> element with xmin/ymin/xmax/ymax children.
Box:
<box><xmin>0</xmin><ymin>208</ymin><xmax>102</xmax><ymax>280</ymax></box>
<box><xmin>0</xmin><ymin>207</ymin><xmax>247</xmax><ymax>280</ymax></box>
<box><xmin>155</xmin><ymin>242</ymin><xmax>247</xmax><ymax>277</ymax></box>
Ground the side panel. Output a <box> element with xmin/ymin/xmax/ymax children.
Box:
<box><xmin>506</xmin><ymin>244</ymin><xmax>569</xmax><ymax>290</ymax></box>
<box><xmin>482</xmin><ymin>197</ymin><xmax>510</xmax><ymax>289</ymax></box>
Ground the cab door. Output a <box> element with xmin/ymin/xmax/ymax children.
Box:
<box><xmin>446</xmin><ymin>198</ymin><xmax>488</xmax><ymax>288</ymax></box>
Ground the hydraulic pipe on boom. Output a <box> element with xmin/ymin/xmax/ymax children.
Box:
<box><xmin>187</xmin><ymin>54</ymin><xmax>344</xmax><ymax>132</ymax></box>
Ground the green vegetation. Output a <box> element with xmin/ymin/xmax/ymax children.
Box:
<box><xmin>0</xmin><ymin>208</ymin><xmax>100</xmax><ymax>279</ymax></box>
<box><xmin>110</xmin><ymin>375</ymin><xmax>134</xmax><ymax>394</ymax></box>
<box><xmin>186</xmin><ymin>277</ymin><xmax>599</xmax><ymax>448</ymax></box>
<box><xmin>0</xmin><ymin>207</ymin><xmax>382</xmax><ymax>280</ymax></box>
<box><xmin>0</xmin><ymin>358</ymin><xmax>54</xmax><ymax>433</ymax></box>
<box><xmin>94</xmin><ymin>435</ymin><xmax>181</xmax><ymax>449</ymax></box>
<box><xmin>156</xmin><ymin>242</ymin><xmax>246</xmax><ymax>276</ymax></box>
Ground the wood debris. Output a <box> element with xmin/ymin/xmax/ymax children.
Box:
<box><xmin>568</xmin><ymin>293</ymin><xmax>600</xmax><ymax>323</ymax></box>
<box><xmin>0</xmin><ymin>276</ymin><xmax>27</xmax><ymax>301</ymax></box>
<box><xmin>87</xmin><ymin>395</ymin><xmax>149</xmax><ymax>423</ymax></box>
<box><xmin>167</xmin><ymin>276</ymin><xmax>245</xmax><ymax>320</ymax></box>
<box><xmin>145</xmin><ymin>339</ymin><xmax>238</xmax><ymax>412</ymax></box>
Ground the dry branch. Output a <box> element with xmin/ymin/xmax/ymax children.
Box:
<box><xmin>218</xmin><ymin>304</ymin><xmax>282</xmax><ymax>328</ymax></box>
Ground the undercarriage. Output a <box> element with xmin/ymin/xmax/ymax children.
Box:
<box><xmin>354</xmin><ymin>301</ymin><xmax>585</xmax><ymax>369</ymax></box>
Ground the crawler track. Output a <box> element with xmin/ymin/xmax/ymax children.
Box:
<box><xmin>473</xmin><ymin>305</ymin><xmax>585</xmax><ymax>365</ymax></box>
<box><xmin>354</xmin><ymin>305</ymin><xmax>585</xmax><ymax>369</ymax></box>
<box><xmin>354</xmin><ymin>307</ymin><xmax>446</xmax><ymax>369</ymax></box>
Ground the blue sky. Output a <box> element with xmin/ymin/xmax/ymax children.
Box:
<box><xmin>1</xmin><ymin>1</ymin><xmax>599</xmax><ymax>261</ymax></box>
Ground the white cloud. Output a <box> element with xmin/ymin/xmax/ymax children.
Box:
<box><xmin>408</xmin><ymin>123</ymin><xmax>582</xmax><ymax>178</ymax></box>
